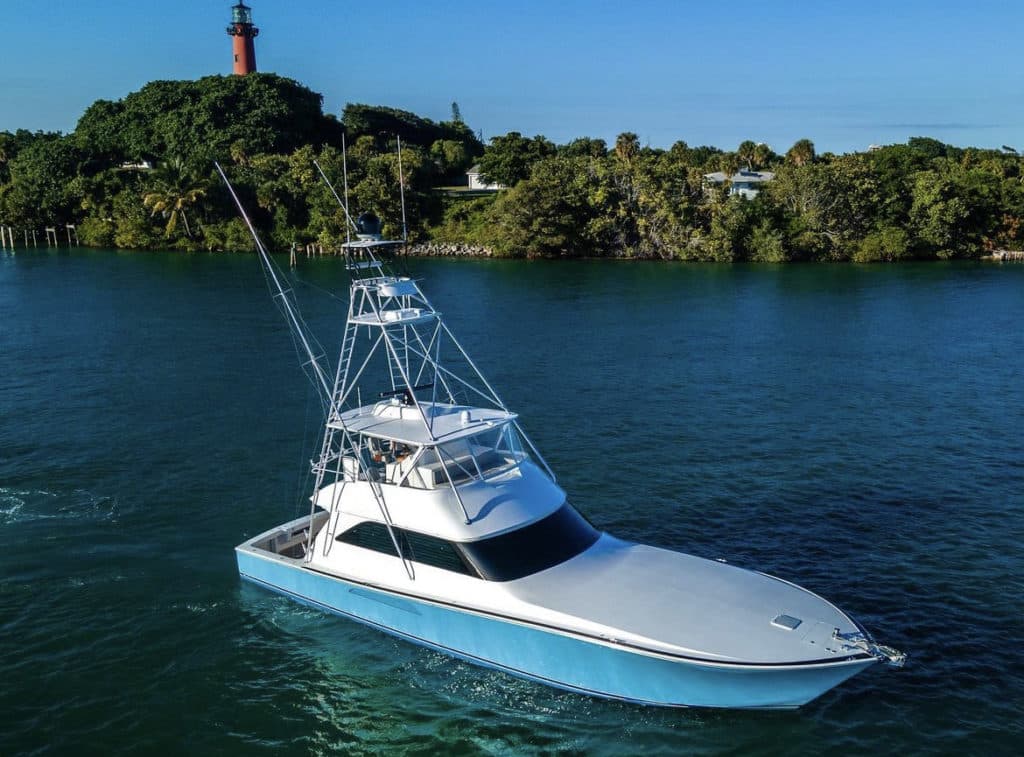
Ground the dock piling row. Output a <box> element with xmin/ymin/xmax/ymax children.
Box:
<box><xmin>0</xmin><ymin>225</ymin><xmax>79</xmax><ymax>250</ymax></box>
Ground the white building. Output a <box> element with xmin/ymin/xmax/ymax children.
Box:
<box><xmin>703</xmin><ymin>169</ymin><xmax>775</xmax><ymax>199</ymax></box>
<box><xmin>466</xmin><ymin>164</ymin><xmax>505</xmax><ymax>191</ymax></box>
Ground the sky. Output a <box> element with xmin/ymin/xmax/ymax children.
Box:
<box><xmin>2</xmin><ymin>0</ymin><xmax>1023</xmax><ymax>154</ymax></box>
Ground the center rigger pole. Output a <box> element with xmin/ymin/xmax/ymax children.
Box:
<box><xmin>397</xmin><ymin>135</ymin><xmax>408</xmax><ymax>250</ymax></box>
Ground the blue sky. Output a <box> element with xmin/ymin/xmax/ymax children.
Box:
<box><xmin>2</xmin><ymin>0</ymin><xmax>1022</xmax><ymax>154</ymax></box>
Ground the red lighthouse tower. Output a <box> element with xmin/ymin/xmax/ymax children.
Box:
<box><xmin>227</xmin><ymin>2</ymin><xmax>259</xmax><ymax>75</ymax></box>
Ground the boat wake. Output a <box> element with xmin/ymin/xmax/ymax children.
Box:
<box><xmin>0</xmin><ymin>486</ymin><xmax>120</xmax><ymax>526</ymax></box>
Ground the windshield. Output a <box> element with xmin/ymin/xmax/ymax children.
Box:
<box><xmin>459</xmin><ymin>505</ymin><xmax>600</xmax><ymax>581</ymax></box>
<box><xmin>405</xmin><ymin>423</ymin><xmax>530</xmax><ymax>489</ymax></box>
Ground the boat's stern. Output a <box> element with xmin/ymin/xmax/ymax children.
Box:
<box><xmin>235</xmin><ymin>511</ymin><xmax>329</xmax><ymax>570</ymax></box>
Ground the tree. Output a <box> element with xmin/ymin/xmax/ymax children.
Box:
<box><xmin>785</xmin><ymin>138</ymin><xmax>816</xmax><ymax>166</ymax></box>
<box><xmin>1</xmin><ymin>134</ymin><xmax>84</xmax><ymax>227</ymax></box>
<box><xmin>614</xmin><ymin>132</ymin><xmax>641</xmax><ymax>164</ymax></box>
<box><xmin>477</xmin><ymin>131</ymin><xmax>555</xmax><ymax>186</ymax></box>
<box><xmin>910</xmin><ymin>165</ymin><xmax>999</xmax><ymax>257</ymax></box>
<box><xmin>142</xmin><ymin>157</ymin><xmax>208</xmax><ymax>237</ymax></box>
<box><xmin>852</xmin><ymin>226</ymin><xmax>911</xmax><ymax>262</ymax></box>
<box><xmin>704</xmin><ymin>195</ymin><xmax>762</xmax><ymax>262</ymax></box>
<box><xmin>560</xmin><ymin>137</ymin><xmax>607</xmax><ymax>159</ymax></box>
<box><xmin>737</xmin><ymin>140</ymin><xmax>758</xmax><ymax>169</ymax></box>
<box><xmin>752</xmin><ymin>142</ymin><xmax>775</xmax><ymax>170</ymax></box>
<box><xmin>450</xmin><ymin>101</ymin><xmax>463</xmax><ymax>124</ymax></box>
<box><xmin>0</xmin><ymin>132</ymin><xmax>11</xmax><ymax>184</ymax></box>
<box><xmin>430</xmin><ymin>139</ymin><xmax>471</xmax><ymax>181</ymax></box>
<box><xmin>74</xmin><ymin>74</ymin><xmax>339</xmax><ymax>168</ymax></box>
<box><xmin>480</xmin><ymin>156</ymin><xmax>596</xmax><ymax>257</ymax></box>
<box><xmin>747</xmin><ymin>219</ymin><xmax>788</xmax><ymax>262</ymax></box>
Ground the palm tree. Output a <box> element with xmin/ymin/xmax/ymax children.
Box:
<box><xmin>737</xmin><ymin>140</ymin><xmax>758</xmax><ymax>170</ymax></box>
<box><xmin>785</xmin><ymin>138</ymin><xmax>816</xmax><ymax>167</ymax></box>
<box><xmin>143</xmin><ymin>157</ymin><xmax>207</xmax><ymax>238</ymax></box>
<box><xmin>614</xmin><ymin>132</ymin><xmax>640</xmax><ymax>164</ymax></box>
<box><xmin>753</xmin><ymin>142</ymin><xmax>773</xmax><ymax>169</ymax></box>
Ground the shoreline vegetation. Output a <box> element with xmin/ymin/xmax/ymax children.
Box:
<box><xmin>2</xmin><ymin>74</ymin><xmax>1023</xmax><ymax>263</ymax></box>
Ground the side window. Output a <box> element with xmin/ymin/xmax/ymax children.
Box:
<box><xmin>336</xmin><ymin>521</ymin><xmax>399</xmax><ymax>557</ymax></box>
<box><xmin>404</xmin><ymin>531</ymin><xmax>475</xmax><ymax>576</ymax></box>
<box><xmin>337</xmin><ymin>522</ymin><xmax>476</xmax><ymax>577</ymax></box>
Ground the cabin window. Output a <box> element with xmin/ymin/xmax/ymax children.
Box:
<box><xmin>459</xmin><ymin>504</ymin><xmax>600</xmax><ymax>582</ymax></box>
<box><xmin>336</xmin><ymin>522</ymin><xmax>477</xmax><ymax>577</ymax></box>
<box><xmin>336</xmin><ymin>521</ymin><xmax>399</xmax><ymax>557</ymax></box>
<box><xmin>403</xmin><ymin>530</ymin><xmax>475</xmax><ymax>575</ymax></box>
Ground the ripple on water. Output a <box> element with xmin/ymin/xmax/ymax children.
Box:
<box><xmin>4</xmin><ymin>256</ymin><xmax>1024</xmax><ymax>755</ymax></box>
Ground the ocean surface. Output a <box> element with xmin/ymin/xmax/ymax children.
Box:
<box><xmin>1</xmin><ymin>249</ymin><xmax>1022</xmax><ymax>756</ymax></box>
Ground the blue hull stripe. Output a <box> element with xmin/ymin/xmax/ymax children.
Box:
<box><xmin>242</xmin><ymin>571</ymin><xmax>677</xmax><ymax>707</ymax></box>
<box><xmin>237</xmin><ymin>550</ymin><xmax>876</xmax><ymax>709</ymax></box>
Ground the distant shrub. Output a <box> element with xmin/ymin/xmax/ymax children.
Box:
<box><xmin>853</xmin><ymin>226</ymin><xmax>911</xmax><ymax>262</ymax></box>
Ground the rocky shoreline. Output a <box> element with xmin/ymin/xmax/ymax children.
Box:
<box><xmin>404</xmin><ymin>242</ymin><xmax>493</xmax><ymax>257</ymax></box>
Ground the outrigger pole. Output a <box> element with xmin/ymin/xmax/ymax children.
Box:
<box><xmin>214</xmin><ymin>162</ymin><xmax>333</xmax><ymax>410</ymax></box>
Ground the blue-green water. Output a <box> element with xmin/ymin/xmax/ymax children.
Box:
<box><xmin>2</xmin><ymin>250</ymin><xmax>1022</xmax><ymax>755</ymax></box>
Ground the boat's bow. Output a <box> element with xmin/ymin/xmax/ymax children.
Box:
<box><xmin>507</xmin><ymin>535</ymin><xmax>905</xmax><ymax>669</ymax></box>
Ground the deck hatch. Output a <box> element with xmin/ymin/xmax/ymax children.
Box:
<box><xmin>772</xmin><ymin>614</ymin><xmax>803</xmax><ymax>631</ymax></box>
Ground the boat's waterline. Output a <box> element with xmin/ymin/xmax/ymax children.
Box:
<box><xmin>237</xmin><ymin>537</ymin><xmax>876</xmax><ymax>709</ymax></box>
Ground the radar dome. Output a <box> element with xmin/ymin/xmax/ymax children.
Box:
<box><xmin>356</xmin><ymin>212</ymin><xmax>382</xmax><ymax>237</ymax></box>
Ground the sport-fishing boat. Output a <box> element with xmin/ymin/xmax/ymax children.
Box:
<box><xmin>218</xmin><ymin>160</ymin><xmax>905</xmax><ymax>709</ymax></box>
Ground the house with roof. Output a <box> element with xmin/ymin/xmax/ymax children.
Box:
<box><xmin>703</xmin><ymin>169</ymin><xmax>775</xmax><ymax>199</ymax></box>
<box><xmin>466</xmin><ymin>165</ymin><xmax>505</xmax><ymax>191</ymax></box>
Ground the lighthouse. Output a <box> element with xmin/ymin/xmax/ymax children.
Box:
<box><xmin>226</xmin><ymin>2</ymin><xmax>259</xmax><ymax>75</ymax></box>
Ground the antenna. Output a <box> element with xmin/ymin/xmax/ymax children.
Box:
<box><xmin>342</xmin><ymin>132</ymin><xmax>352</xmax><ymax>246</ymax></box>
<box><xmin>397</xmin><ymin>135</ymin><xmax>408</xmax><ymax>245</ymax></box>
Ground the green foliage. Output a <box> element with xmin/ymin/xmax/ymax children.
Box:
<box><xmin>429</xmin><ymin>196</ymin><xmax>496</xmax><ymax>243</ymax></box>
<box><xmin>430</xmin><ymin>139</ymin><xmax>472</xmax><ymax>181</ymax></box>
<box><xmin>853</xmin><ymin>226</ymin><xmax>911</xmax><ymax>262</ymax></box>
<box><xmin>143</xmin><ymin>157</ymin><xmax>209</xmax><ymax>238</ymax></box>
<box><xmin>704</xmin><ymin>197</ymin><xmax>762</xmax><ymax>261</ymax></box>
<box><xmin>74</xmin><ymin>74</ymin><xmax>338</xmax><ymax>169</ymax></box>
<box><xmin>112</xmin><ymin>187</ymin><xmax>161</xmax><ymax>249</ymax></box>
<box><xmin>1</xmin><ymin>134</ymin><xmax>84</xmax><ymax>227</ymax></box>
<box><xmin>748</xmin><ymin>220</ymin><xmax>788</xmax><ymax>262</ymax></box>
<box><xmin>477</xmin><ymin>132</ymin><xmax>556</xmax><ymax>186</ymax></box>
<box><xmin>560</xmin><ymin>137</ymin><xmax>607</xmax><ymax>159</ymax></box>
<box><xmin>3</xmin><ymin>78</ymin><xmax>1022</xmax><ymax>263</ymax></box>
<box><xmin>785</xmin><ymin>138</ymin><xmax>816</xmax><ymax>167</ymax></box>
<box><xmin>480</xmin><ymin>156</ymin><xmax>597</xmax><ymax>257</ymax></box>
<box><xmin>910</xmin><ymin>165</ymin><xmax>998</xmax><ymax>257</ymax></box>
<box><xmin>342</xmin><ymin>103</ymin><xmax>482</xmax><ymax>156</ymax></box>
<box><xmin>77</xmin><ymin>215</ymin><xmax>115</xmax><ymax>248</ymax></box>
